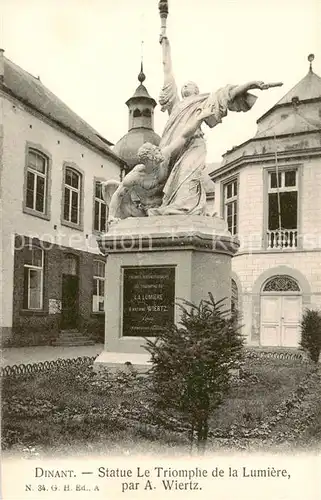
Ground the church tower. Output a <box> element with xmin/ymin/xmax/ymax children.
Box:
<box><xmin>113</xmin><ymin>64</ymin><xmax>161</xmax><ymax>173</ymax></box>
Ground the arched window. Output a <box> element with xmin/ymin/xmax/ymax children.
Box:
<box><xmin>25</xmin><ymin>148</ymin><xmax>49</xmax><ymax>214</ymax></box>
<box><xmin>262</xmin><ymin>275</ymin><xmax>300</xmax><ymax>293</ymax></box>
<box><xmin>63</xmin><ymin>167</ymin><xmax>82</xmax><ymax>225</ymax></box>
<box><xmin>142</xmin><ymin>108</ymin><xmax>151</xmax><ymax>117</ymax></box>
<box><xmin>231</xmin><ymin>278</ymin><xmax>238</xmax><ymax>312</ymax></box>
<box><xmin>133</xmin><ymin>108</ymin><xmax>142</xmax><ymax>118</ymax></box>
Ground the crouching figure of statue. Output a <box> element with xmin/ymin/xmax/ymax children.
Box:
<box><xmin>102</xmin><ymin>106</ymin><xmax>215</xmax><ymax>226</ymax></box>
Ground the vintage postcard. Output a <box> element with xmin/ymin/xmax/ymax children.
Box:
<box><xmin>1</xmin><ymin>0</ymin><xmax>320</xmax><ymax>498</ymax></box>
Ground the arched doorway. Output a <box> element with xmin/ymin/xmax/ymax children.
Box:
<box><xmin>61</xmin><ymin>253</ymin><xmax>79</xmax><ymax>330</ymax></box>
<box><xmin>260</xmin><ymin>275</ymin><xmax>301</xmax><ymax>347</ymax></box>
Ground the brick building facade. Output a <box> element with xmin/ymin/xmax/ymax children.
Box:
<box><xmin>0</xmin><ymin>51</ymin><xmax>126</xmax><ymax>345</ymax></box>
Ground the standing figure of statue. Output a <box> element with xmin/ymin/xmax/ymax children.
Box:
<box><xmin>103</xmin><ymin>106</ymin><xmax>216</xmax><ymax>225</ymax></box>
<box><xmin>149</xmin><ymin>33</ymin><xmax>282</xmax><ymax>216</ymax></box>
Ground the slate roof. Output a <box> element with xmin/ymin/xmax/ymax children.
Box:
<box><xmin>275</xmin><ymin>69</ymin><xmax>321</xmax><ymax>105</ymax></box>
<box><xmin>1</xmin><ymin>55</ymin><xmax>124</xmax><ymax>164</ymax></box>
<box><xmin>257</xmin><ymin>69</ymin><xmax>321</xmax><ymax>124</ymax></box>
<box><xmin>255</xmin><ymin>109</ymin><xmax>321</xmax><ymax>138</ymax></box>
<box><xmin>126</xmin><ymin>84</ymin><xmax>157</xmax><ymax>107</ymax></box>
<box><xmin>113</xmin><ymin>128</ymin><xmax>161</xmax><ymax>170</ymax></box>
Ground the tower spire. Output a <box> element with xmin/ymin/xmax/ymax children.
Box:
<box><xmin>138</xmin><ymin>41</ymin><xmax>146</xmax><ymax>83</ymax></box>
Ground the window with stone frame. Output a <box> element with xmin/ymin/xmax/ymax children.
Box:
<box><xmin>25</xmin><ymin>149</ymin><xmax>48</xmax><ymax>214</ymax></box>
<box><xmin>23</xmin><ymin>245</ymin><xmax>44</xmax><ymax>310</ymax></box>
<box><xmin>92</xmin><ymin>260</ymin><xmax>105</xmax><ymax>312</ymax></box>
<box><xmin>223</xmin><ymin>179</ymin><xmax>238</xmax><ymax>235</ymax></box>
<box><xmin>267</xmin><ymin>169</ymin><xmax>298</xmax><ymax>248</ymax></box>
<box><xmin>63</xmin><ymin>167</ymin><xmax>82</xmax><ymax>225</ymax></box>
<box><xmin>94</xmin><ymin>181</ymin><xmax>107</xmax><ymax>232</ymax></box>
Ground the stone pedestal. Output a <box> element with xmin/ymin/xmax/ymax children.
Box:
<box><xmin>94</xmin><ymin>215</ymin><xmax>239</xmax><ymax>371</ymax></box>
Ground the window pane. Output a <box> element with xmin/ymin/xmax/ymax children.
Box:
<box><xmin>29</xmin><ymin>269</ymin><xmax>42</xmax><ymax>309</ymax></box>
<box><xmin>64</xmin><ymin>188</ymin><xmax>70</xmax><ymax>220</ymax></box>
<box><xmin>26</xmin><ymin>189</ymin><xmax>34</xmax><ymax>209</ymax></box>
<box><xmin>71</xmin><ymin>206</ymin><xmax>78</xmax><ymax>224</ymax></box>
<box><xmin>28</xmin><ymin>151</ymin><xmax>38</xmax><ymax>169</ymax></box>
<box><xmin>92</xmin><ymin>296</ymin><xmax>98</xmax><ymax>312</ymax></box>
<box><xmin>270</xmin><ymin>172</ymin><xmax>282</xmax><ymax>189</ymax></box>
<box><xmin>92</xmin><ymin>277</ymin><xmax>98</xmax><ymax>312</ymax></box>
<box><xmin>268</xmin><ymin>193</ymin><xmax>280</xmax><ymax>230</ymax></box>
<box><xmin>98</xmin><ymin>279</ymin><xmax>104</xmax><ymax>296</ymax></box>
<box><xmin>233</xmin><ymin>181</ymin><xmax>237</xmax><ymax>196</ymax></box>
<box><xmin>71</xmin><ymin>171</ymin><xmax>79</xmax><ymax>189</ymax></box>
<box><xmin>26</xmin><ymin>172</ymin><xmax>35</xmax><ymax>209</ymax></box>
<box><xmin>233</xmin><ymin>211</ymin><xmax>237</xmax><ymax>228</ymax></box>
<box><xmin>269</xmin><ymin>191</ymin><xmax>298</xmax><ymax>230</ymax></box>
<box><xmin>36</xmin><ymin>154</ymin><xmax>46</xmax><ymax>174</ymax></box>
<box><xmin>27</xmin><ymin>171</ymin><xmax>34</xmax><ymax>190</ymax></box>
<box><xmin>28</xmin><ymin>151</ymin><xmax>46</xmax><ymax>174</ymax></box>
<box><xmin>280</xmin><ymin>191</ymin><xmax>298</xmax><ymax>229</ymax></box>
<box><xmin>70</xmin><ymin>191</ymin><xmax>79</xmax><ymax>223</ymax></box>
<box><xmin>65</xmin><ymin>168</ymin><xmax>72</xmax><ymax>186</ymax></box>
<box><xmin>36</xmin><ymin>176</ymin><xmax>45</xmax><ymax>212</ymax></box>
<box><xmin>226</xmin><ymin>183</ymin><xmax>232</xmax><ymax>199</ymax></box>
<box><xmin>98</xmin><ymin>262</ymin><xmax>105</xmax><ymax>277</ymax></box>
<box><xmin>94</xmin><ymin>200</ymin><xmax>100</xmax><ymax>231</ymax></box>
<box><xmin>95</xmin><ymin>182</ymin><xmax>103</xmax><ymax>199</ymax></box>
<box><xmin>100</xmin><ymin>204</ymin><xmax>107</xmax><ymax>232</ymax></box>
<box><xmin>98</xmin><ymin>298</ymin><xmax>104</xmax><ymax>312</ymax></box>
<box><xmin>71</xmin><ymin>208</ymin><xmax>78</xmax><ymax>224</ymax></box>
<box><xmin>227</xmin><ymin>203</ymin><xmax>232</xmax><ymax>217</ymax></box>
<box><xmin>71</xmin><ymin>190</ymin><xmax>78</xmax><ymax>207</ymax></box>
<box><xmin>285</xmin><ymin>170</ymin><xmax>296</xmax><ymax>187</ymax></box>
<box><xmin>93</xmin><ymin>261</ymin><xmax>105</xmax><ymax>277</ymax></box>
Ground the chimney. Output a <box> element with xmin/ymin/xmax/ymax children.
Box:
<box><xmin>0</xmin><ymin>49</ymin><xmax>4</xmax><ymax>83</ymax></box>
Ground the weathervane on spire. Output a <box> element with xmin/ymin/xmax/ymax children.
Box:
<box><xmin>308</xmin><ymin>53</ymin><xmax>315</xmax><ymax>72</ymax></box>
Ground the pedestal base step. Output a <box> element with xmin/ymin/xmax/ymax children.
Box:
<box><xmin>93</xmin><ymin>351</ymin><xmax>152</xmax><ymax>373</ymax></box>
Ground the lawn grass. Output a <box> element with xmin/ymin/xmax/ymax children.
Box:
<box><xmin>211</xmin><ymin>358</ymin><xmax>313</xmax><ymax>430</ymax></box>
<box><xmin>2</xmin><ymin>355</ymin><xmax>320</xmax><ymax>455</ymax></box>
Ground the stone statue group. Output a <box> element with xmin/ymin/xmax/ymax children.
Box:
<box><xmin>103</xmin><ymin>4</ymin><xmax>282</xmax><ymax>227</ymax></box>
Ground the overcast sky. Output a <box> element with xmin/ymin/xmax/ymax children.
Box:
<box><xmin>1</xmin><ymin>0</ymin><xmax>320</xmax><ymax>162</ymax></box>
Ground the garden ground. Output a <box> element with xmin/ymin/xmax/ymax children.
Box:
<box><xmin>2</xmin><ymin>352</ymin><xmax>321</xmax><ymax>456</ymax></box>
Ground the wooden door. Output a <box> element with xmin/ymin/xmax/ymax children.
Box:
<box><xmin>61</xmin><ymin>274</ymin><xmax>79</xmax><ymax>329</ymax></box>
<box><xmin>260</xmin><ymin>295</ymin><xmax>281</xmax><ymax>346</ymax></box>
<box><xmin>260</xmin><ymin>295</ymin><xmax>301</xmax><ymax>347</ymax></box>
<box><xmin>281</xmin><ymin>296</ymin><xmax>302</xmax><ymax>347</ymax></box>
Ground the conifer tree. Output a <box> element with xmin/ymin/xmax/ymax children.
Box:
<box><xmin>144</xmin><ymin>293</ymin><xmax>244</xmax><ymax>452</ymax></box>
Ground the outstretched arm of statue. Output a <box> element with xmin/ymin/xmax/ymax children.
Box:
<box><xmin>230</xmin><ymin>80</ymin><xmax>283</xmax><ymax>100</ymax></box>
<box><xmin>159</xmin><ymin>35</ymin><xmax>179</xmax><ymax>114</ymax></box>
